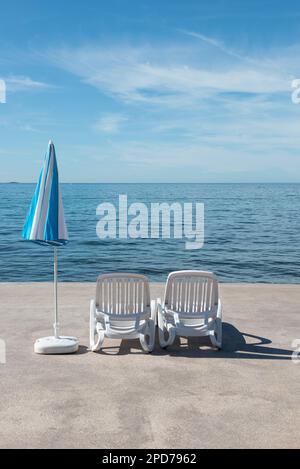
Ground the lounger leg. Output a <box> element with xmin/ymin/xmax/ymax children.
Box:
<box><xmin>139</xmin><ymin>323</ymin><xmax>154</xmax><ymax>353</ymax></box>
<box><xmin>91</xmin><ymin>328</ymin><xmax>105</xmax><ymax>352</ymax></box>
<box><xmin>89</xmin><ymin>300</ymin><xmax>105</xmax><ymax>352</ymax></box>
<box><xmin>210</xmin><ymin>318</ymin><xmax>222</xmax><ymax>349</ymax></box>
<box><xmin>89</xmin><ymin>300</ymin><xmax>97</xmax><ymax>350</ymax></box>
<box><xmin>140</xmin><ymin>301</ymin><xmax>156</xmax><ymax>352</ymax></box>
<box><xmin>158</xmin><ymin>307</ymin><xmax>175</xmax><ymax>348</ymax></box>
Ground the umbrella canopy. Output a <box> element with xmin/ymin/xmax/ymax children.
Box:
<box><xmin>21</xmin><ymin>141</ymin><xmax>78</xmax><ymax>352</ymax></box>
<box><xmin>22</xmin><ymin>140</ymin><xmax>68</xmax><ymax>246</ymax></box>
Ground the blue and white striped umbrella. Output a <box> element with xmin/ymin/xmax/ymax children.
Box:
<box><xmin>22</xmin><ymin>140</ymin><xmax>68</xmax><ymax>246</ymax></box>
<box><xmin>22</xmin><ymin>141</ymin><xmax>70</xmax><ymax>344</ymax></box>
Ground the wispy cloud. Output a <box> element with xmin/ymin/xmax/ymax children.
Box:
<box><xmin>5</xmin><ymin>36</ymin><xmax>298</xmax><ymax>181</ymax></box>
<box><xmin>19</xmin><ymin>123</ymin><xmax>40</xmax><ymax>132</ymax></box>
<box><xmin>179</xmin><ymin>29</ymin><xmax>251</xmax><ymax>63</ymax></box>
<box><xmin>5</xmin><ymin>75</ymin><xmax>53</xmax><ymax>92</ymax></box>
<box><xmin>97</xmin><ymin>136</ymin><xmax>300</xmax><ymax>183</ymax></box>
<box><xmin>93</xmin><ymin>114</ymin><xmax>127</xmax><ymax>134</ymax></box>
<box><xmin>46</xmin><ymin>41</ymin><xmax>292</xmax><ymax>109</ymax></box>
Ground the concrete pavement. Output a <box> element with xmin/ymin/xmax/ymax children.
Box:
<box><xmin>0</xmin><ymin>283</ymin><xmax>299</xmax><ymax>448</ymax></box>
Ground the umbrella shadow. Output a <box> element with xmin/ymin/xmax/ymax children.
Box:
<box><xmin>76</xmin><ymin>345</ymin><xmax>89</xmax><ymax>355</ymax></box>
<box><xmin>94</xmin><ymin>323</ymin><xmax>293</xmax><ymax>360</ymax></box>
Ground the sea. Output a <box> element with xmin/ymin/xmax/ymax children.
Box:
<box><xmin>0</xmin><ymin>183</ymin><xmax>299</xmax><ymax>283</ymax></box>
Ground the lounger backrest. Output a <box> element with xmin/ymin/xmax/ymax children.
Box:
<box><xmin>164</xmin><ymin>270</ymin><xmax>218</xmax><ymax>314</ymax></box>
<box><xmin>96</xmin><ymin>273</ymin><xmax>150</xmax><ymax>315</ymax></box>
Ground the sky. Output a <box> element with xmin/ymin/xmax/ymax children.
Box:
<box><xmin>0</xmin><ymin>0</ymin><xmax>300</xmax><ymax>182</ymax></box>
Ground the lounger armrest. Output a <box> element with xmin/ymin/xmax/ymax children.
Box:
<box><xmin>89</xmin><ymin>299</ymin><xmax>97</xmax><ymax>349</ymax></box>
<box><xmin>173</xmin><ymin>312</ymin><xmax>181</xmax><ymax>327</ymax></box>
<box><xmin>90</xmin><ymin>299</ymin><xmax>96</xmax><ymax>315</ymax></box>
<box><xmin>157</xmin><ymin>298</ymin><xmax>165</xmax><ymax>316</ymax></box>
<box><xmin>150</xmin><ymin>299</ymin><xmax>157</xmax><ymax>322</ymax></box>
<box><xmin>217</xmin><ymin>299</ymin><xmax>222</xmax><ymax>320</ymax></box>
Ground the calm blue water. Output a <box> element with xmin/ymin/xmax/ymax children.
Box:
<box><xmin>0</xmin><ymin>183</ymin><xmax>299</xmax><ymax>283</ymax></box>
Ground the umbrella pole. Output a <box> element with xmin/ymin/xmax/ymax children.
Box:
<box><xmin>53</xmin><ymin>246</ymin><xmax>59</xmax><ymax>338</ymax></box>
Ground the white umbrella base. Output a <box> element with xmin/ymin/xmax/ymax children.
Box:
<box><xmin>34</xmin><ymin>336</ymin><xmax>79</xmax><ymax>354</ymax></box>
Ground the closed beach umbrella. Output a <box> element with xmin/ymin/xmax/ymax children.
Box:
<box><xmin>22</xmin><ymin>141</ymin><xmax>78</xmax><ymax>354</ymax></box>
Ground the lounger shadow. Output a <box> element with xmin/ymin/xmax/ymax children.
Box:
<box><xmin>94</xmin><ymin>322</ymin><xmax>293</xmax><ymax>360</ymax></box>
<box><xmin>165</xmin><ymin>322</ymin><xmax>293</xmax><ymax>360</ymax></box>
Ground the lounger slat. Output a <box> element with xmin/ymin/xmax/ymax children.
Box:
<box><xmin>96</xmin><ymin>274</ymin><xmax>150</xmax><ymax>315</ymax></box>
<box><xmin>165</xmin><ymin>271</ymin><xmax>218</xmax><ymax>316</ymax></box>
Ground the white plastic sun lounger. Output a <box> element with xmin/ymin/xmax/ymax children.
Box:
<box><xmin>157</xmin><ymin>270</ymin><xmax>222</xmax><ymax>349</ymax></box>
<box><xmin>90</xmin><ymin>273</ymin><xmax>156</xmax><ymax>353</ymax></box>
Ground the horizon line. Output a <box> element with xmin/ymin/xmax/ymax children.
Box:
<box><xmin>1</xmin><ymin>181</ymin><xmax>300</xmax><ymax>185</ymax></box>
